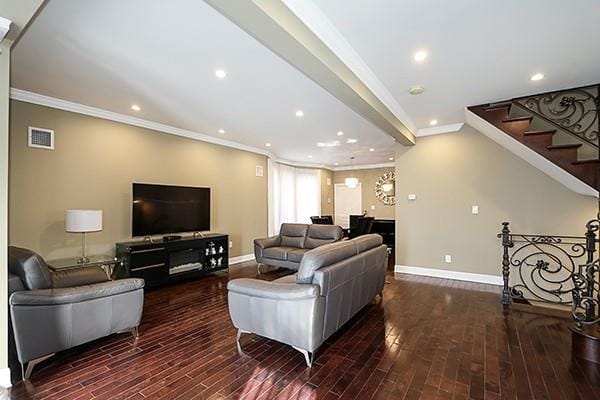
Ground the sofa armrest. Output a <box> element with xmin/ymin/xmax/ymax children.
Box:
<box><xmin>10</xmin><ymin>278</ymin><xmax>145</xmax><ymax>306</ymax></box>
<box><xmin>254</xmin><ymin>235</ymin><xmax>281</xmax><ymax>249</ymax></box>
<box><xmin>227</xmin><ymin>278</ymin><xmax>319</xmax><ymax>300</ymax></box>
<box><xmin>52</xmin><ymin>266</ymin><xmax>109</xmax><ymax>288</ymax></box>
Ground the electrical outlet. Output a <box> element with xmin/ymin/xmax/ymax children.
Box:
<box><xmin>472</xmin><ymin>205</ymin><xmax>479</xmax><ymax>215</ymax></box>
<box><xmin>229</xmin><ymin>240</ymin><xmax>233</xmax><ymax>249</ymax></box>
<box><xmin>445</xmin><ymin>254</ymin><xmax>452</xmax><ymax>263</ymax></box>
<box><xmin>408</xmin><ymin>194</ymin><xmax>417</xmax><ymax>201</ymax></box>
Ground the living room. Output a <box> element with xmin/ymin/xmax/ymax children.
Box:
<box><xmin>1</xmin><ymin>1</ymin><xmax>599</xmax><ymax>399</ymax></box>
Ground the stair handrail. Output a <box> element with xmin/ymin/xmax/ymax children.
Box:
<box><xmin>511</xmin><ymin>84</ymin><xmax>599</xmax><ymax>149</ymax></box>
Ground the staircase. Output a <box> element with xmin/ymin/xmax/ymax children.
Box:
<box><xmin>468</xmin><ymin>84</ymin><xmax>599</xmax><ymax>191</ymax></box>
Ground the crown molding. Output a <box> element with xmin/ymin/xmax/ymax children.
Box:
<box><xmin>416</xmin><ymin>123</ymin><xmax>464</xmax><ymax>137</ymax></box>
<box><xmin>10</xmin><ymin>88</ymin><xmax>401</xmax><ymax>172</ymax></box>
<box><xmin>10</xmin><ymin>88</ymin><xmax>276</xmax><ymax>156</ymax></box>
<box><xmin>332</xmin><ymin>162</ymin><xmax>394</xmax><ymax>171</ymax></box>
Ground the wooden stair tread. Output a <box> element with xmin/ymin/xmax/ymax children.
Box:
<box><xmin>502</xmin><ymin>116</ymin><xmax>533</xmax><ymax>123</ymax></box>
<box><xmin>547</xmin><ymin>144</ymin><xmax>582</xmax><ymax>150</ymax></box>
<box><xmin>524</xmin><ymin>129</ymin><xmax>556</xmax><ymax>136</ymax></box>
<box><xmin>484</xmin><ymin>103</ymin><xmax>511</xmax><ymax>112</ymax></box>
<box><xmin>572</xmin><ymin>159</ymin><xmax>600</xmax><ymax>165</ymax></box>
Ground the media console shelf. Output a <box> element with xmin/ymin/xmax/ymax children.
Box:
<box><xmin>115</xmin><ymin>234</ymin><xmax>229</xmax><ymax>288</ymax></box>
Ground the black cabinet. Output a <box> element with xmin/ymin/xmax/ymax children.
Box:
<box><xmin>115</xmin><ymin>234</ymin><xmax>229</xmax><ymax>288</ymax></box>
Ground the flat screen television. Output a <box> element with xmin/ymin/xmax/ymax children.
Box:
<box><xmin>132</xmin><ymin>183</ymin><xmax>210</xmax><ymax>237</ymax></box>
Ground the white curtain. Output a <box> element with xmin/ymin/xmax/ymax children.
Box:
<box><xmin>268</xmin><ymin>159</ymin><xmax>321</xmax><ymax>235</ymax></box>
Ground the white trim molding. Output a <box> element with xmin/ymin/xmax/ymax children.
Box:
<box><xmin>0</xmin><ymin>367</ymin><xmax>11</xmax><ymax>388</ymax></box>
<box><xmin>229</xmin><ymin>254</ymin><xmax>255</xmax><ymax>265</ymax></box>
<box><xmin>10</xmin><ymin>88</ymin><xmax>272</xmax><ymax>157</ymax></box>
<box><xmin>394</xmin><ymin>265</ymin><xmax>503</xmax><ymax>286</ymax></box>
<box><xmin>332</xmin><ymin>162</ymin><xmax>394</xmax><ymax>171</ymax></box>
<box><xmin>416</xmin><ymin>123</ymin><xmax>464</xmax><ymax>137</ymax></box>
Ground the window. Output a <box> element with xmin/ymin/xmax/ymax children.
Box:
<box><xmin>268</xmin><ymin>159</ymin><xmax>321</xmax><ymax>235</ymax></box>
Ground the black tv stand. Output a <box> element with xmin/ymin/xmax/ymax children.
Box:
<box><xmin>115</xmin><ymin>233</ymin><xmax>229</xmax><ymax>288</ymax></box>
<box><xmin>162</xmin><ymin>235</ymin><xmax>182</xmax><ymax>242</ymax></box>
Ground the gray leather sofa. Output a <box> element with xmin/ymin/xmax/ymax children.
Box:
<box><xmin>8</xmin><ymin>246</ymin><xmax>145</xmax><ymax>380</ymax></box>
<box><xmin>228</xmin><ymin>234</ymin><xmax>387</xmax><ymax>366</ymax></box>
<box><xmin>254</xmin><ymin>223</ymin><xmax>343</xmax><ymax>273</ymax></box>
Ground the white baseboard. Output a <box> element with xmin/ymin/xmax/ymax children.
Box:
<box><xmin>394</xmin><ymin>265</ymin><xmax>503</xmax><ymax>286</ymax></box>
<box><xmin>0</xmin><ymin>367</ymin><xmax>11</xmax><ymax>388</ymax></box>
<box><xmin>229</xmin><ymin>254</ymin><xmax>255</xmax><ymax>265</ymax></box>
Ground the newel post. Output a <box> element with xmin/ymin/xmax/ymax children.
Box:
<box><xmin>500</xmin><ymin>222</ymin><xmax>513</xmax><ymax>306</ymax></box>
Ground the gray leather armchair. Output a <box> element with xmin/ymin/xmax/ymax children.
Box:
<box><xmin>254</xmin><ymin>223</ymin><xmax>343</xmax><ymax>273</ymax></box>
<box><xmin>8</xmin><ymin>246</ymin><xmax>145</xmax><ymax>380</ymax></box>
<box><xmin>229</xmin><ymin>234</ymin><xmax>387</xmax><ymax>366</ymax></box>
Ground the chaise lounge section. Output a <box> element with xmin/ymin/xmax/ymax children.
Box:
<box><xmin>229</xmin><ymin>234</ymin><xmax>387</xmax><ymax>366</ymax></box>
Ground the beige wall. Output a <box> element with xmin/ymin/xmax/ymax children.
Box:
<box><xmin>9</xmin><ymin>100</ymin><xmax>268</xmax><ymax>259</ymax></box>
<box><xmin>320</xmin><ymin>168</ymin><xmax>334</xmax><ymax>216</ymax></box>
<box><xmin>333</xmin><ymin>167</ymin><xmax>395</xmax><ymax>219</ymax></box>
<box><xmin>395</xmin><ymin>124</ymin><xmax>598</xmax><ymax>276</ymax></box>
<box><xmin>0</xmin><ymin>40</ymin><xmax>11</xmax><ymax>374</ymax></box>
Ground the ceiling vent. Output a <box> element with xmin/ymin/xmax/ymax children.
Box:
<box><xmin>28</xmin><ymin>127</ymin><xmax>54</xmax><ymax>150</ymax></box>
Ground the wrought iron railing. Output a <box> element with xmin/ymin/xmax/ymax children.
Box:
<box><xmin>500</xmin><ymin>220</ymin><xmax>600</xmax><ymax>330</ymax></box>
<box><xmin>512</xmin><ymin>84</ymin><xmax>599</xmax><ymax>149</ymax></box>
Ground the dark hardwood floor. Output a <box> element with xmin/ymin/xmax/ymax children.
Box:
<box><xmin>9</xmin><ymin>262</ymin><xmax>600</xmax><ymax>400</ymax></box>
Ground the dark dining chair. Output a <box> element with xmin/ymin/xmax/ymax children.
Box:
<box><xmin>350</xmin><ymin>216</ymin><xmax>374</xmax><ymax>238</ymax></box>
<box><xmin>310</xmin><ymin>215</ymin><xmax>334</xmax><ymax>225</ymax></box>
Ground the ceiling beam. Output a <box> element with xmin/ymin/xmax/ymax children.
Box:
<box><xmin>204</xmin><ymin>0</ymin><xmax>416</xmax><ymax>146</ymax></box>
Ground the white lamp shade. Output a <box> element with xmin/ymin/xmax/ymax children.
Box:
<box><xmin>65</xmin><ymin>210</ymin><xmax>103</xmax><ymax>232</ymax></box>
<box><xmin>345</xmin><ymin>177</ymin><xmax>359</xmax><ymax>188</ymax></box>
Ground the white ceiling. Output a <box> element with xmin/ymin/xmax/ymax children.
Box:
<box><xmin>10</xmin><ymin>0</ymin><xmax>395</xmax><ymax>167</ymax></box>
<box><xmin>316</xmin><ymin>0</ymin><xmax>600</xmax><ymax>128</ymax></box>
<box><xmin>10</xmin><ymin>0</ymin><xmax>600</xmax><ymax>168</ymax></box>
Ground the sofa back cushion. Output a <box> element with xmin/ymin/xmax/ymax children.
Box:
<box><xmin>304</xmin><ymin>225</ymin><xmax>343</xmax><ymax>249</ymax></box>
<box><xmin>279</xmin><ymin>223</ymin><xmax>308</xmax><ymax>248</ymax></box>
<box><xmin>8</xmin><ymin>246</ymin><xmax>53</xmax><ymax>290</ymax></box>
<box><xmin>296</xmin><ymin>234</ymin><xmax>383</xmax><ymax>283</ymax></box>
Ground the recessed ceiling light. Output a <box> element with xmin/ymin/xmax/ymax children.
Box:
<box><xmin>409</xmin><ymin>86</ymin><xmax>424</xmax><ymax>95</ymax></box>
<box><xmin>265</xmin><ymin>142</ymin><xmax>271</xmax><ymax>147</ymax></box>
<box><xmin>389</xmin><ymin>157</ymin><xmax>394</xmax><ymax>161</ymax></box>
<box><xmin>307</xmin><ymin>155</ymin><xmax>313</xmax><ymax>158</ymax></box>
<box><xmin>369</xmin><ymin>148</ymin><xmax>375</xmax><ymax>152</ymax></box>
<box><xmin>346</xmin><ymin>138</ymin><xmax>358</xmax><ymax>144</ymax></box>
<box><xmin>337</xmin><ymin>131</ymin><xmax>344</xmax><ymax>136</ymax></box>
<box><xmin>131</xmin><ymin>104</ymin><xmax>141</xmax><ymax>111</ymax></box>
<box><xmin>334</xmin><ymin>162</ymin><xmax>339</xmax><ymax>166</ymax></box>
<box><xmin>429</xmin><ymin>119</ymin><xmax>438</xmax><ymax>126</ymax></box>
<box><xmin>413</xmin><ymin>50</ymin><xmax>428</xmax><ymax>63</ymax></box>
<box><xmin>215</xmin><ymin>69</ymin><xmax>227</xmax><ymax>79</ymax></box>
<box><xmin>530</xmin><ymin>73</ymin><xmax>544</xmax><ymax>81</ymax></box>
<box><xmin>218</xmin><ymin>129</ymin><xmax>225</xmax><ymax>134</ymax></box>
<box><xmin>295</xmin><ymin>110</ymin><xmax>304</xmax><ymax>117</ymax></box>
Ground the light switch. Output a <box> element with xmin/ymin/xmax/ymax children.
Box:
<box><xmin>327</xmin><ymin>197</ymin><xmax>331</xmax><ymax>204</ymax></box>
<box><xmin>255</xmin><ymin>165</ymin><xmax>264</xmax><ymax>177</ymax></box>
<box><xmin>370</xmin><ymin>205</ymin><xmax>375</xmax><ymax>210</ymax></box>
<box><xmin>445</xmin><ymin>254</ymin><xmax>452</xmax><ymax>263</ymax></box>
<box><xmin>327</xmin><ymin>178</ymin><xmax>331</xmax><ymax>186</ymax></box>
<box><xmin>408</xmin><ymin>194</ymin><xmax>417</xmax><ymax>201</ymax></box>
<box><xmin>472</xmin><ymin>205</ymin><xmax>479</xmax><ymax>215</ymax></box>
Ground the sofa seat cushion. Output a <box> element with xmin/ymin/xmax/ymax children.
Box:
<box><xmin>287</xmin><ymin>248</ymin><xmax>308</xmax><ymax>263</ymax></box>
<box><xmin>263</xmin><ymin>246</ymin><xmax>298</xmax><ymax>261</ymax></box>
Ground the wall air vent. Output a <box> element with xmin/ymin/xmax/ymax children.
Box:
<box><xmin>28</xmin><ymin>127</ymin><xmax>54</xmax><ymax>150</ymax></box>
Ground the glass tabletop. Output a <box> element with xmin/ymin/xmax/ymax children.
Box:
<box><xmin>47</xmin><ymin>254</ymin><xmax>122</xmax><ymax>271</ymax></box>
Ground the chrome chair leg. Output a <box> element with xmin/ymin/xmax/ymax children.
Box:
<box><xmin>236</xmin><ymin>329</ymin><xmax>250</xmax><ymax>355</ymax></box>
<box><xmin>131</xmin><ymin>326</ymin><xmax>139</xmax><ymax>339</ymax></box>
<box><xmin>22</xmin><ymin>353</ymin><xmax>54</xmax><ymax>380</ymax></box>
<box><xmin>292</xmin><ymin>346</ymin><xmax>314</xmax><ymax>367</ymax></box>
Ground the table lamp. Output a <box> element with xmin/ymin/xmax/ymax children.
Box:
<box><xmin>66</xmin><ymin>209</ymin><xmax>103</xmax><ymax>264</ymax></box>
